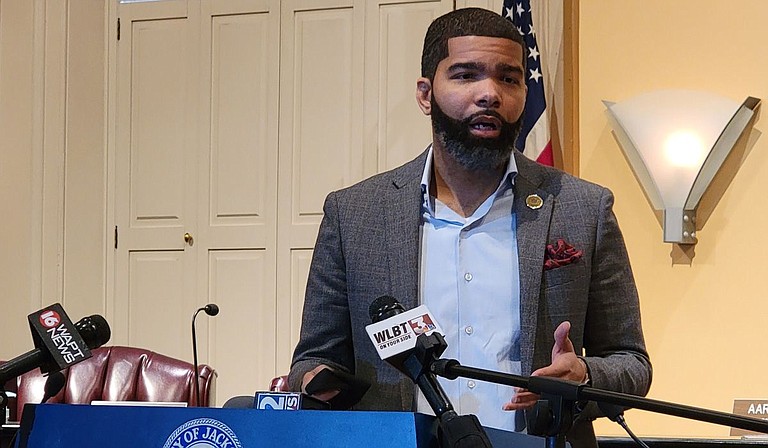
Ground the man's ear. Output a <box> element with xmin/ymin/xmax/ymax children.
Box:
<box><xmin>415</xmin><ymin>77</ymin><xmax>432</xmax><ymax>115</ymax></box>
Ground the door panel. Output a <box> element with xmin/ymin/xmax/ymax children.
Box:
<box><xmin>127</xmin><ymin>251</ymin><xmax>194</xmax><ymax>357</ymax></box>
<box><xmin>274</xmin><ymin>0</ymin><xmax>365</xmax><ymax>371</ymax></box>
<box><xmin>114</xmin><ymin>1</ymin><xmax>199</xmax><ymax>362</ymax></box>
<box><xmin>281</xmin><ymin>2</ymin><xmax>362</xmax><ymax>225</ymax></box>
<box><xmin>209</xmin><ymin>12</ymin><xmax>272</xmax><ymax>231</ymax></box>
<box><xmin>363</xmin><ymin>1</ymin><xmax>451</xmax><ymax>173</ymax></box>
<box><xmin>200</xmin><ymin>0</ymin><xmax>279</xmax><ymax>401</ymax></box>
<box><xmin>208</xmin><ymin>249</ymin><xmax>275</xmax><ymax>399</ymax></box>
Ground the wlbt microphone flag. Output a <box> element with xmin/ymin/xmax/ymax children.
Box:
<box><xmin>366</xmin><ymin>296</ymin><xmax>493</xmax><ymax>447</ymax></box>
<box><xmin>365</xmin><ymin>302</ymin><xmax>444</xmax><ymax>361</ymax></box>
<box><xmin>366</xmin><ymin>296</ymin><xmax>451</xmax><ymax>414</ymax></box>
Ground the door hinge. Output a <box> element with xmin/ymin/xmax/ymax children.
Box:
<box><xmin>117</xmin><ymin>18</ymin><xmax>121</xmax><ymax>41</ymax></box>
<box><xmin>114</xmin><ymin>226</ymin><xmax>119</xmax><ymax>249</ymax></box>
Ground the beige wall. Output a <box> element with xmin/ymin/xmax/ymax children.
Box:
<box><xmin>0</xmin><ymin>0</ymin><xmax>107</xmax><ymax>359</ymax></box>
<box><xmin>63</xmin><ymin>0</ymin><xmax>107</xmax><ymax>321</ymax></box>
<box><xmin>0</xmin><ymin>0</ymin><xmax>39</xmax><ymax>352</ymax></box>
<box><xmin>2</xmin><ymin>0</ymin><xmax>766</xmax><ymax>438</ymax></box>
<box><xmin>581</xmin><ymin>0</ymin><xmax>768</xmax><ymax>438</ymax></box>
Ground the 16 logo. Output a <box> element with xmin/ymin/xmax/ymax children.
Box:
<box><xmin>39</xmin><ymin>310</ymin><xmax>61</xmax><ymax>328</ymax></box>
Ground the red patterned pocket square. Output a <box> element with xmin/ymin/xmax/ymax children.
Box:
<box><xmin>543</xmin><ymin>239</ymin><xmax>583</xmax><ymax>270</ymax></box>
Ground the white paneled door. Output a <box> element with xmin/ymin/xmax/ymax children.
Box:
<box><xmin>114</xmin><ymin>0</ymin><xmax>280</xmax><ymax>404</ymax></box>
<box><xmin>112</xmin><ymin>0</ymin><xmax>446</xmax><ymax>405</ymax></box>
<box><xmin>198</xmin><ymin>0</ymin><xmax>280</xmax><ymax>403</ymax></box>
<box><xmin>114</xmin><ymin>0</ymin><xmax>201</xmax><ymax>359</ymax></box>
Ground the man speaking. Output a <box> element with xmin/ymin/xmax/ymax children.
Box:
<box><xmin>289</xmin><ymin>8</ymin><xmax>651</xmax><ymax>448</ymax></box>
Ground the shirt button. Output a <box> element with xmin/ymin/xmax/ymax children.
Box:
<box><xmin>465</xmin><ymin>326</ymin><xmax>473</xmax><ymax>335</ymax></box>
<box><xmin>464</xmin><ymin>272</ymin><xmax>473</xmax><ymax>282</ymax></box>
<box><xmin>467</xmin><ymin>380</ymin><xmax>476</xmax><ymax>389</ymax></box>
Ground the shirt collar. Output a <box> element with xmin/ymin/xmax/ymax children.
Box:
<box><xmin>420</xmin><ymin>145</ymin><xmax>518</xmax><ymax>215</ymax></box>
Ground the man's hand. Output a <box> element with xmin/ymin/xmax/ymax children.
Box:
<box><xmin>301</xmin><ymin>364</ymin><xmax>341</xmax><ymax>402</ymax></box>
<box><xmin>502</xmin><ymin>321</ymin><xmax>588</xmax><ymax>411</ymax></box>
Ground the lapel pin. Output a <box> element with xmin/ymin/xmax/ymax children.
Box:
<box><xmin>526</xmin><ymin>194</ymin><xmax>543</xmax><ymax>210</ymax></box>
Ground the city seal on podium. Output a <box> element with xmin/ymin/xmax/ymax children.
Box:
<box><xmin>163</xmin><ymin>418</ymin><xmax>242</xmax><ymax>448</ymax></box>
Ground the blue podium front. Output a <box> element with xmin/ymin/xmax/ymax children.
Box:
<box><xmin>15</xmin><ymin>404</ymin><xmax>437</xmax><ymax>448</ymax></box>
<box><xmin>15</xmin><ymin>403</ymin><xmax>550</xmax><ymax>448</ymax></box>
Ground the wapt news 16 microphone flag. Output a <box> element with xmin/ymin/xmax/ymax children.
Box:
<box><xmin>28</xmin><ymin>303</ymin><xmax>93</xmax><ymax>374</ymax></box>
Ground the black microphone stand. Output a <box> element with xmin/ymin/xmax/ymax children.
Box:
<box><xmin>0</xmin><ymin>391</ymin><xmax>8</xmax><ymax>425</ymax></box>
<box><xmin>191</xmin><ymin>304</ymin><xmax>219</xmax><ymax>407</ymax></box>
<box><xmin>191</xmin><ymin>307</ymin><xmax>207</xmax><ymax>407</ymax></box>
<box><xmin>408</xmin><ymin>333</ymin><xmax>493</xmax><ymax>448</ymax></box>
<box><xmin>430</xmin><ymin>358</ymin><xmax>768</xmax><ymax>448</ymax></box>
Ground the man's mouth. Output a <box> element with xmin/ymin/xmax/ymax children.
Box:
<box><xmin>469</xmin><ymin>116</ymin><xmax>501</xmax><ymax>133</ymax></box>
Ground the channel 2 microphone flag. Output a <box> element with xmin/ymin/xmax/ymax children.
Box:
<box><xmin>503</xmin><ymin>0</ymin><xmax>554</xmax><ymax>166</ymax></box>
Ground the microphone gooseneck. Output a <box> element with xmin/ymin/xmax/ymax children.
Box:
<box><xmin>192</xmin><ymin>304</ymin><xmax>219</xmax><ymax>406</ymax></box>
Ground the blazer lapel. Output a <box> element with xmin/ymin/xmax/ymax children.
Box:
<box><xmin>383</xmin><ymin>152</ymin><xmax>428</xmax><ymax>310</ymax></box>
<box><xmin>513</xmin><ymin>153</ymin><xmax>554</xmax><ymax>375</ymax></box>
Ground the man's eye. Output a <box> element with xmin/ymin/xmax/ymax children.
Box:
<box><xmin>504</xmin><ymin>77</ymin><xmax>520</xmax><ymax>84</ymax></box>
<box><xmin>454</xmin><ymin>73</ymin><xmax>475</xmax><ymax>80</ymax></box>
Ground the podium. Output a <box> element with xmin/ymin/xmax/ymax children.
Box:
<box><xmin>14</xmin><ymin>403</ymin><xmax>545</xmax><ymax>447</ymax></box>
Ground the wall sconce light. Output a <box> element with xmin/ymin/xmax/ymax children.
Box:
<box><xmin>604</xmin><ymin>90</ymin><xmax>760</xmax><ymax>245</ymax></box>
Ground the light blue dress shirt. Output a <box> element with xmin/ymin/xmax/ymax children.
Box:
<box><xmin>416</xmin><ymin>147</ymin><xmax>522</xmax><ymax>431</ymax></box>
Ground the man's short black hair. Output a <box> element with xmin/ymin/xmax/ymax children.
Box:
<box><xmin>421</xmin><ymin>8</ymin><xmax>526</xmax><ymax>81</ymax></box>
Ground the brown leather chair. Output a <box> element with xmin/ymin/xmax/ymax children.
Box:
<box><xmin>5</xmin><ymin>346</ymin><xmax>216</xmax><ymax>421</ymax></box>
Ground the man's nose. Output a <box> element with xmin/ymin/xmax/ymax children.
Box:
<box><xmin>476</xmin><ymin>80</ymin><xmax>502</xmax><ymax>108</ymax></box>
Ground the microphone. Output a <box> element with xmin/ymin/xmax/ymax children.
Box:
<box><xmin>366</xmin><ymin>296</ymin><xmax>454</xmax><ymax>417</ymax></box>
<box><xmin>0</xmin><ymin>305</ymin><xmax>111</xmax><ymax>384</ymax></box>
<box><xmin>366</xmin><ymin>296</ymin><xmax>492</xmax><ymax>448</ymax></box>
<box><xmin>74</xmin><ymin>315</ymin><xmax>112</xmax><ymax>350</ymax></box>
<box><xmin>365</xmin><ymin>296</ymin><xmax>444</xmax><ymax>367</ymax></box>
<box><xmin>41</xmin><ymin>371</ymin><xmax>66</xmax><ymax>404</ymax></box>
<box><xmin>201</xmin><ymin>304</ymin><xmax>220</xmax><ymax>317</ymax></box>
<box><xmin>192</xmin><ymin>303</ymin><xmax>219</xmax><ymax>406</ymax></box>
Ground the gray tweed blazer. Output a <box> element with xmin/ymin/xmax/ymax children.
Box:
<box><xmin>289</xmin><ymin>150</ymin><xmax>651</xmax><ymax>447</ymax></box>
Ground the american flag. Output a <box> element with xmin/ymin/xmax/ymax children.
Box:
<box><xmin>503</xmin><ymin>0</ymin><xmax>554</xmax><ymax>166</ymax></box>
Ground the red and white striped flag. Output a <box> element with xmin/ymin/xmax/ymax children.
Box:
<box><xmin>504</xmin><ymin>0</ymin><xmax>553</xmax><ymax>166</ymax></box>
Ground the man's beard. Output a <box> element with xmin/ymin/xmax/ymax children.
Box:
<box><xmin>430</xmin><ymin>96</ymin><xmax>522</xmax><ymax>171</ymax></box>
